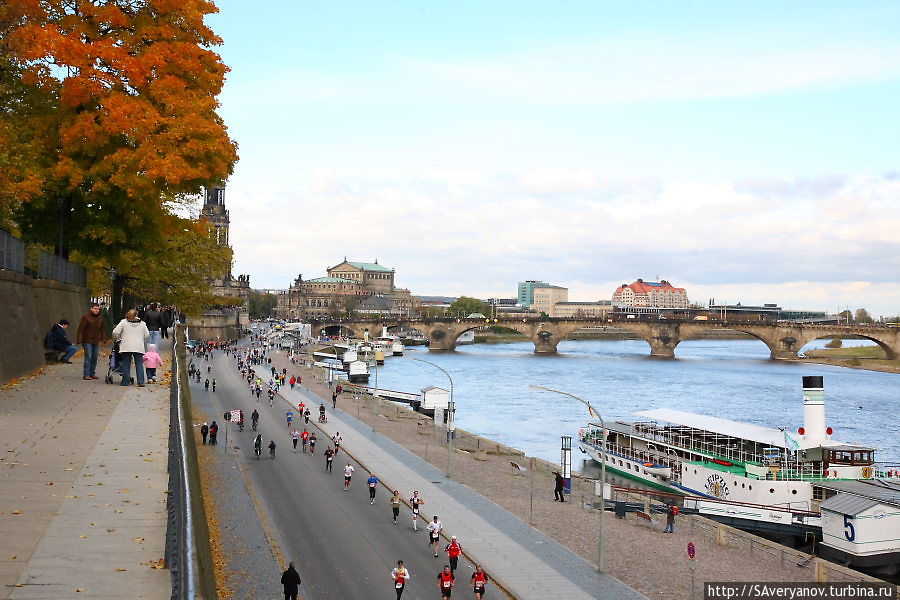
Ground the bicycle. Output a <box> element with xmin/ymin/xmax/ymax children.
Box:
<box><xmin>254</xmin><ymin>445</ymin><xmax>261</xmax><ymax>459</ymax></box>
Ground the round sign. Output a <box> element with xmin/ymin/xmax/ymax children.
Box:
<box><xmin>687</xmin><ymin>542</ymin><xmax>696</xmax><ymax>559</ymax></box>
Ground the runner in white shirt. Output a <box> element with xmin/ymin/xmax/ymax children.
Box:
<box><xmin>390</xmin><ymin>560</ymin><xmax>410</xmax><ymax>600</ymax></box>
<box><xmin>343</xmin><ymin>462</ymin><xmax>355</xmax><ymax>490</ymax></box>
<box><xmin>426</xmin><ymin>515</ymin><xmax>443</xmax><ymax>557</ymax></box>
<box><xmin>290</xmin><ymin>429</ymin><xmax>300</xmax><ymax>452</ymax></box>
<box><xmin>410</xmin><ymin>491</ymin><xmax>424</xmax><ymax>531</ymax></box>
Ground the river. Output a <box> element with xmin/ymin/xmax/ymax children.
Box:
<box><xmin>367</xmin><ymin>339</ymin><xmax>900</xmax><ymax>474</ymax></box>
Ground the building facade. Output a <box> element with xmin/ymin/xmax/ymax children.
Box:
<box><xmin>275</xmin><ymin>259</ymin><xmax>417</xmax><ymax>320</ymax></box>
<box><xmin>517</xmin><ymin>280</ymin><xmax>549</xmax><ymax>307</ymax></box>
<box><xmin>552</xmin><ymin>301</ymin><xmax>612</xmax><ymax>318</ymax></box>
<box><xmin>612</xmin><ymin>279</ymin><xmax>688</xmax><ymax>309</ymax></box>
<box><xmin>532</xmin><ymin>285</ymin><xmax>568</xmax><ymax>315</ymax></box>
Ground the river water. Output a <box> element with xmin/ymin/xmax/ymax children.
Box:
<box><xmin>369</xmin><ymin>339</ymin><xmax>900</xmax><ymax>474</ymax></box>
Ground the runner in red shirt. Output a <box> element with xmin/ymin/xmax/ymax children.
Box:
<box><xmin>444</xmin><ymin>536</ymin><xmax>462</xmax><ymax>574</ymax></box>
<box><xmin>470</xmin><ymin>565</ymin><xmax>489</xmax><ymax>600</ymax></box>
<box><xmin>390</xmin><ymin>559</ymin><xmax>410</xmax><ymax>599</ymax></box>
<box><xmin>300</xmin><ymin>428</ymin><xmax>310</xmax><ymax>453</ymax></box>
<box><xmin>436</xmin><ymin>565</ymin><xmax>455</xmax><ymax>598</ymax></box>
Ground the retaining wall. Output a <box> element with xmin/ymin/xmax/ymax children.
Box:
<box><xmin>0</xmin><ymin>270</ymin><xmax>90</xmax><ymax>383</ymax></box>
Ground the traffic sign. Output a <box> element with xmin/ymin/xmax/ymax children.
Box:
<box><xmin>687</xmin><ymin>542</ymin><xmax>696</xmax><ymax>559</ymax></box>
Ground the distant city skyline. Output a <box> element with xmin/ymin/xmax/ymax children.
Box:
<box><xmin>208</xmin><ymin>1</ymin><xmax>900</xmax><ymax>317</ymax></box>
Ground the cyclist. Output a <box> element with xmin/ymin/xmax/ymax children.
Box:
<box><xmin>254</xmin><ymin>434</ymin><xmax>262</xmax><ymax>459</ymax></box>
<box><xmin>251</xmin><ymin>409</ymin><xmax>259</xmax><ymax>430</ymax></box>
<box><xmin>268</xmin><ymin>439</ymin><xmax>276</xmax><ymax>459</ymax></box>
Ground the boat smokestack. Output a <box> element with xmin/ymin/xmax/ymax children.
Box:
<box><xmin>801</xmin><ymin>376</ymin><xmax>827</xmax><ymax>442</ymax></box>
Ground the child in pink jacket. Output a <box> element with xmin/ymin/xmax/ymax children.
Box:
<box><xmin>143</xmin><ymin>344</ymin><xmax>164</xmax><ymax>383</ymax></box>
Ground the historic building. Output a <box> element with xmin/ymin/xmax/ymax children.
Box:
<box><xmin>201</xmin><ymin>184</ymin><xmax>250</xmax><ymax>307</ymax></box>
<box><xmin>275</xmin><ymin>259</ymin><xmax>417</xmax><ymax>320</ymax></box>
<box><xmin>612</xmin><ymin>279</ymin><xmax>689</xmax><ymax>309</ymax></box>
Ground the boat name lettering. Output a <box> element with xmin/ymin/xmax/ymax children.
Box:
<box><xmin>705</xmin><ymin>473</ymin><xmax>730</xmax><ymax>499</ymax></box>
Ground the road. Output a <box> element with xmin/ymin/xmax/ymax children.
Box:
<box><xmin>191</xmin><ymin>348</ymin><xmax>500</xmax><ymax>600</ymax></box>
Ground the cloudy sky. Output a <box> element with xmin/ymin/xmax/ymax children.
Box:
<box><xmin>209</xmin><ymin>1</ymin><xmax>900</xmax><ymax>317</ymax></box>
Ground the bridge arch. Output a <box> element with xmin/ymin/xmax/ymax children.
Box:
<box><xmin>796</xmin><ymin>333</ymin><xmax>898</xmax><ymax>361</ymax></box>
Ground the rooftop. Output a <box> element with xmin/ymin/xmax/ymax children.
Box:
<box><xmin>347</xmin><ymin>261</ymin><xmax>393</xmax><ymax>272</ymax></box>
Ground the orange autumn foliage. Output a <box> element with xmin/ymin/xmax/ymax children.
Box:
<box><xmin>1</xmin><ymin>0</ymin><xmax>238</xmax><ymax>214</ymax></box>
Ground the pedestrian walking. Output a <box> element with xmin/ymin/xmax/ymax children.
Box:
<box><xmin>391</xmin><ymin>560</ymin><xmax>410</xmax><ymax>600</ymax></box>
<box><xmin>280</xmin><ymin>561</ymin><xmax>301</xmax><ymax>600</ymax></box>
<box><xmin>209</xmin><ymin>421</ymin><xmax>218</xmax><ymax>445</ymax></box>
<box><xmin>664</xmin><ymin>501</ymin><xmax>678</xmax><ymax>533</ymax></box>
<box><xmin>112</xmin><ymin>310</ymin><xmax>149</xmax><ymax>386</ymax></box>
<box><xmin>553</xmin><ymin>471</ymin><xmax>566</xmax><ymax>502</ymax></box>
<box><xmin>437</xmin><ymin>565</ymin><xmax>455</xmax><ymax>598</ymax></box>
<box><xmin>427</xmin><ymin>516</ymin><xmax>443</xmax><ymax>557</ymax></box>
<box><xmin>445</xmin><ymin>536</ymin><xmax>462</xmax><ymax>573</ymax></box>
<box><xmin>390</xmin><ymin>490</ymin><xmax>402</xmax><ymax>523</ymax></box>
<box><xmin>367</xmin><ymin>472</ymin><xmax>379</xmax><ymax>504</ymax></box>
<box><xmin>410</xmin><ymin>491</ymin><xmax>424</xmax><ymax>531</ymax></box>
<box><xmin>291</xmin><ymin>429</ymin><xmax>300</xmax><ymax>452</ymax></box>
<box><xmin>324</xmin><ymin>446</ymin><xmax>334</xmax><ymax>472</ymax></box>
<box><xmin>343</xmin><ymin>461</ymin><xmax>354</xmax><ymax>490</ymax></box>
<box><xmin>332</xmin><ymin>391</ymin><xmax>337</xmax><ymax>409</ymax></box>
<box><xmin>200</xmin><ymin>422</ymin><xmax>209</xmax><ymax>444</ymax></box>
<box><xmin>471</xmin><ymin>566</ymin><xmax>489</xmax><ymax>600</ymax></box>
<box><xmin>143</xmin><ymin>344</ymin><xmax>163</xmax><ymax>383</ymax></box>
<box><xmin>76</xmin><ymin>302</ymin><xmax>106</xmax><ymax>380</ymax></box>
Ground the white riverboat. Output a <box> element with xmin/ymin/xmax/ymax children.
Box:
<box><xmin>579</xmin><ymin>376</ymin><xmax>900</xmax><ymax>546</ymax></box>
<box><xmin>347</xmin><ymin>360</ymin><xmax>370</xmax><ymax>383</ymax></box>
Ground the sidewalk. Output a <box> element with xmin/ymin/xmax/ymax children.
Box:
<box><xmin>276</xmin><ymin>369</ymin><xmax>646</xmax><ymax>600</ymax></box>
<box><xmin>0</xmin><ymin>347</ymin><xmax>171</xmax><ymax>600</ymax></box>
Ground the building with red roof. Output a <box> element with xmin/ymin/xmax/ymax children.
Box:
<box><xmin>612</xmin><ymin>279</ymin><xmax>689</xmax><ymax>309</ymax></box>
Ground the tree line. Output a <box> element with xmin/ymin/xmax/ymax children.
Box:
<box><xmin>0</xmin><ymin>1</ymin><xmax>239</xmax><ymax>319</ymax></box>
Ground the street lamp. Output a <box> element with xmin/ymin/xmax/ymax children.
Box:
<box><xmin>408</xmin><ymin>357</ymin><xmax>455</xmax><ymax>478</ymax></box>
<box><xmin>530</xmin><ymin>384</ymin><xmax>607</xmax><ymax>573</ymax></box>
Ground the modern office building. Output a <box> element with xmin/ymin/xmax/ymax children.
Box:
<box><xmin>517</xmin><ymin>280</ymin><xmax>549</xmax><ymax>307</ymax></box>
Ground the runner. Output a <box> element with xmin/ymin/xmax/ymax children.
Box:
<box><xmin>426</xmin><ymin>515</ymin><xmax>443</xmax><ymax>557</ymax></box>
<box><xmin>390</xmin><ymin>560</ymin><xmax>410</xmax><ymax>600</ymax></box>
<box><xmin>366</xmin><ymin>472</ymin><xmax>379</xmax><ymax>504</ymax></box>
<box><xmin>301</xmin><ymin>428</ymin><xmax>310</xmax><ymax>453</ymax></box>
<box><xmin>410</xmin><ymin>491</ymin><xmax>424</xmax><ymax>531</ymax></box>
<box><xmin>251</xmin><ymin>408</ymin><xmax>259</xmax><ymax>430</ymax></box>
<box><xmin>445</xmin><ymin>536</ymin><xmax>462</xmax><ymax>574</ymax></box>
<box><xmin>309</xmin><ymin>432</ymin><xmax>317</xmax><ymax>454</ymax></box>
<box><xmin>304</xmin><ymin>408</ymin><xmax>311</xmax><ymax>424</ymax></box>
<box><xmin>286</xmin><ymin>409</ymin><xmax>293</xmax><ymax>428</ymax></box>
<box><xmin>324</xmin><ymin>445</ymin><xmax>335</xmax><ymax>472</ymax></box>
<box><xmin>332</xmin><ymin>432</ymin><xmax>342</xmax><ymax>455</ymax></box>
<box><xmin>290</xmin><ymin>428</ymin><xmax>300</xmax><ymax>452</ymax></box>
<box><xmin>390</xmin><ymin>490</ymin><xmax>402</xmax><ymax>524</ymax></box>
<box><xmin>470</xmin><ymin>565</ymin><xmax>489</xmax><ymax>600</ymax></box>
<box><xmin>436</xmin><ymin>565</ymin><xmax>455</xmax><ymax>598</ymax></box>
<box><xmin>343</xmin><ymin>461</ymin><xmax>355</xmax><ymax>490</ymax></box>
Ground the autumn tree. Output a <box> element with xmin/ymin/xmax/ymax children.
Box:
<box><xmin>1</xmin><ymin>0</ymin><xmax>238</xmax><ymax>314</ymax></box>
<box><xmin>248</xmin><ymin>290</ymin><xmax>277</xmax><ymax>320</ymax></box>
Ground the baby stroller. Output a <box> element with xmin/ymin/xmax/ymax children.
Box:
<box><xmin>104</xmin><ymin>340</ymin><xmax>124</xmax><ymax>384</ymax></box>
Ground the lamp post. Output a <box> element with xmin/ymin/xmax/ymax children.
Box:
<box><xmin>530</xmin><ymin>384</ymin><xmax>606</xmax><ymax>573</ymax></box>
<box><xmin>409</xmin><ymin>357</ymin><xmax>455</xmax><ymax>478</ymax></box>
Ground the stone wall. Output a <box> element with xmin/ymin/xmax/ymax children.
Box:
<box><xmin>186</xmin><ymin>311</ymin><xmax>243</xmax><ymax>342</ymax></box>
<box><xmin>0</xmin><ymin>270</ymin><xmax>90</xmax><ymax>383</ymax></box>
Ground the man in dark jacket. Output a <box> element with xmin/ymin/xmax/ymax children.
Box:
<box><xmin>46</xmin><ymin>319</ymin><xmax>78</xmax><ymax>363</ymax></box>
<box><xmin>280</xmin><ymin>561</ymin><xmax>301</xmax><ymax>600</ymax></box>
<box><xmin>76</xmin><ymin>302</ymin><xmax>107</xmax><ymax>380</ymax></box>
<box><xmin>143</xmin><ymin>303</ymin><xmax>164</xmax><ymax>348</ymax></box>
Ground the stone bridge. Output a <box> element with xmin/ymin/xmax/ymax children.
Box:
<box><xmin>309</xmin><ymin>318</ymin><xmax>900</xmax><ymax>360</ymax></box>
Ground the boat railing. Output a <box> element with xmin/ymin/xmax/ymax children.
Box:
<box><xmin>585</xmin><ymin>439</ymin><xmax>683</xmax><ymax>476</ymax></box>
<box><xmin>875</xmin><ymin>463</ymin><xmax>900</xmax><ymax>478</ymax></box>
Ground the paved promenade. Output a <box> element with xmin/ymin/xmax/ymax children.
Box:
<box><xmin>0</xmin><ymin>349</ymin><xmax>171</xmax><ymax>599</ymax></box>
<box><xmin>271</xmin><ymin>359</ymin><xmax>646</xmax><ymax>599</ymax></box>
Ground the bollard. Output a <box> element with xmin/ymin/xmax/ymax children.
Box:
<box><xmin>716</xmin><ymin>525</ymin><xmax>728</xmax><ymax>547</ymax></box>
<box><xmin>816</xmin><ymin>560</ymin><xmax>828</xmax><ymax>583</ymax></box>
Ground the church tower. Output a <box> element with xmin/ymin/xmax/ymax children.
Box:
<box><xmin>201</xmin><ymin>183</ymin><xmax>249</xmax><ymax>306</ymax></box>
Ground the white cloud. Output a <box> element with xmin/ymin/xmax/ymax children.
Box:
<box><xmin>227</xmin><ymin>171</ymin><xmax>900</xmax><ymax>316</ymax></box>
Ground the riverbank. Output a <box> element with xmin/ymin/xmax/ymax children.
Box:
<box><xmin>803</xmin><ymin>345</ymin><xmax>900</xmax><ymax>374</ymax></box>
<box><xmin>474</xmin><ymin>328</ymin><xmax>754</xmax><ymax>343</ymax></box>
<box><xmin>282</xmin><ymin>347</ymin><xmax>888</xmax><ymax>598</ymax></box>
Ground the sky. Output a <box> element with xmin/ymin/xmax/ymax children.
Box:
<box><xmin>207</xmin><ymin>1</ymin><xmax>900</xmax><ymax>317</ymax></box>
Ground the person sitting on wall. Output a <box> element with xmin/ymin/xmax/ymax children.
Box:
<box><xmin>45</xmin><ymin>319</ymin><xmax>78</xmax><ymax>364</ymax></box>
